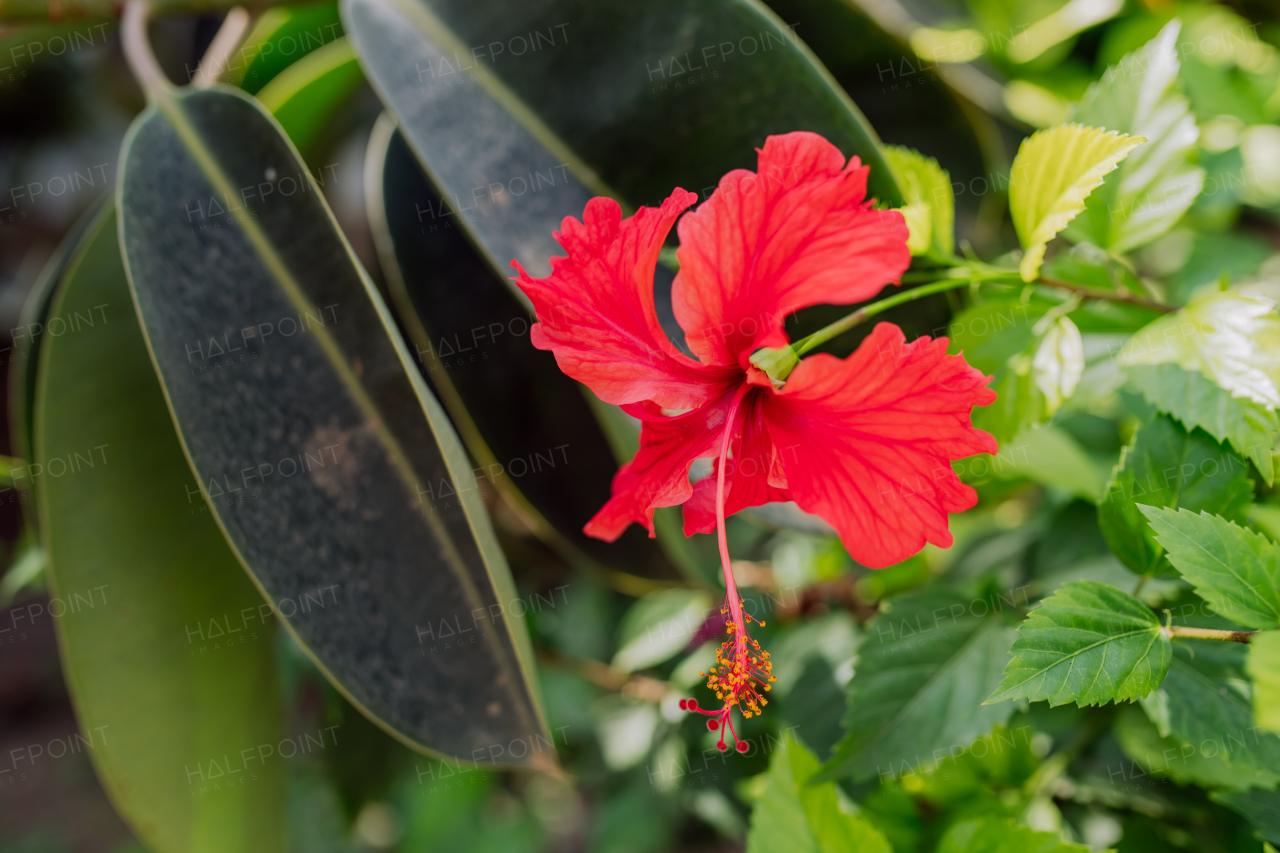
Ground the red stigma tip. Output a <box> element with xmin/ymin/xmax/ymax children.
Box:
<box><xmin>707</xmin><ymin>719</ymin><xmax>719</xmax><ymax>731</ymax></box>
<box><xmin>687</xmin><ymin>698</ymin><xmax>698</xmax><ymax>709</ymax></box>
<box><xmin>678</xmin><ymin>699</ymin><xmax>688</xmax><ymax>710</ymax></box>
<box><xmin>717</xmin><ymin>741</ymin><xmax>729</xmax><ymax>752</ymax></box>
<box><xmin>736</xmin><ymin>740</ymin><xmax>749</xmax><ymax>753</ymax></box>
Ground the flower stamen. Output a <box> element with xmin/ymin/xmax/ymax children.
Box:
<box><xmin>682</xmin><ymin>384</ymin><xmax>775</xmax><ymax>753</ymax></box>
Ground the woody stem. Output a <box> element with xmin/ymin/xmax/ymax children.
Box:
<box><xmin>1163</xmin><ymin>626</ymin><xmax>1255</xmax><ymax>644</ymax></box>
<box><xmin>716</xmin><ymin>384</ymin><xmax>752</xmax><ymax>634</ymax></box>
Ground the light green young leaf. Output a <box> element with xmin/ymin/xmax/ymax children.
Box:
<box><xmin>938</xmin><ymin>816</ymin><xmax>1095</xmax><ymax>853</ymax></box>
<box><xmin>1032</xmin><ymin>315</ymin><xmax>1084</xmax><ymax>415</ymax></box>
<box><xmin>1071</xmin><ymin>21</ymin><xmax>1205</xmax><ymax>253</ymax></box>
<box><xmin>1120</xmin><ymin>290</ymin><xmax>1280</xmax><ymax>409</ymax></box>
<box><xmin>1009</xmin><ymin>123</ymin><xmax>1145</xmax><ymax>281</ymax></box>
<box><xmin>1142</xmin><ymin>507</ymin><xmax>1280</xmax><ymax>629</ymax></box>
<box><xmin>983</xmin><ymin>424</ymin><xmax>1109</xmax><ymax>502</ymax></box>
<box><xmin>987</xmin><ymin>580</ymin><xmax>1171</xmax><ymax>707</ymax></box>
<box><xmin>747</xmin><ymin>736</ymin><xmax>890</xmax><ymax>853</ymax></box>
<box><xmin>1098</xmin><ymin>414</ymin><xmax>1254</xmax><ymax>576</ymax></box>
<box><xmin>822</xmin><ymin>591</ymin><xmax>1016</xmax><ymax>782</ymax></box>
<box><xmin>1248</xmin><ymin>631</ymin><xmax>1280</xmax><ymax>734</ymax></box>
<box><xmin>1129</xmin><ymin>363</ymin><xmax>1277</xmax><ymax>485</ymax></box>
<box><xmin>884</xmin><ymin>145</ymin><xmax>953</xmax><ymax>256</ymax></box>
<box><xmin>1143</xmin><ymin>657</ymin><xmax>1280</xmax><ymax>777</ymax></box>
<box><xmin>612</xmin><ymin>589</ymin><xmax>713</xmax><ymax>672</ymax></box>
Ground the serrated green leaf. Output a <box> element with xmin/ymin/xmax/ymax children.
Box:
<box><xmin>1119</xmin><ymin>290</ymin><xmax>1280</xmax><ymax>409</ymax></box>
<box><xmin>987</xmin><ymin>580</ymin><xmax>1170</xmax><ymax>707</ymax></box>
<box><xmin>746</xmin><ymin>736</ymin><xmax>890</xmax><ymax>853</ymax></box>
<box><xmin>1215</xmin><ymin>788</ymin><xmax>1280</xmax><ymax>845</ymax></box>
<box><xmin>612</xmin><ymin>589</ymin><xmax>713</xmax><ymax>672</ymax></box>
<box><xmin>1009</xmin><ymin>123</ymin><xmax>1144</xmax><ymax>281</ymax></box>
<box><xmin>35</xmin><ymin>206</ymin><xmax>285</xmax><ymax>853</ymax></box>
<box><xmin>948</xmin><ymin>297</ymin><xmax>1047</xmax><ymax>444</ymax></box>
<box><xmin>1248</xmin><ymin>631</ymin><xmax>1280</xmax><ymax>734</ymax></box>
<box><xmin>821</xmin><ymin>592</ymin><xmax>1015</xmax><ymax>782</ymax></box>
<box><xmin>1129</xmin><ymin>363</ymin><xmax>1277</xmax><ymax>485</ymax></box>
<box><xmin>938</xmin><ymin>816</ymin><xmax>1095</xmax><ymax>853</ymax></box>
<box><xmin>118</xmin><ymin>85</ymin><xmax>548</xmax><ymax>764</ymax></box>
<box><xmin>983</xmin><ymin>424</ymin><xmax>1108</xmax><ymax>502</ymax></box>
<box><xmin>884</xmin><ymin>145</ymin><xmax>953</xmax><ymax>256</ymax></box>
<box><xmin>1143</xmin><ymin>657</ymin><xmax>1280</xmax><ymax>777</ymax></box>
<box><xmin>1142</xmin><ymin>507</ymin><xmax>1280</xmax><ymax>629</ymax></box>
<box><xmin>1115</xmin><ymin>704</ymin><xmax>1278</xmax><ymax>790</ymax></box>
<box><xmin>1070</xmin><ymin>21</ymin><xmax>1205</xmax><ymax>253</ymax></box>
<box><xmin>1099</xmin><ymin>414</ymin><xmax>1254</xmax><ymax>576</ymax></box>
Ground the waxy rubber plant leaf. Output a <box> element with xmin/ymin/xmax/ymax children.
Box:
<box><xmin>987</xmin><ymin>580</ymin><xmax>1171</xmax><ymax>707</ymax></box>
<box><xmin>117</xmin><ymin>84</ymin><xmax>549</xmax><ymax>766</ymax></box>
<box><xmin>227</xmin><ymin>0</ymin><xmax>344</xmax><ymax>93</ymax></box>
<box><xmin>821</xmin><ymin>591</ymin><xmax>1016</xmax><ymax>782</ymax></box>
<box><xmin>1009</xmin><ymin>123</ymin><xmax>1144</xmax><ymax>281</ymax></box>
<box><xmin>34</xmin><ymin>206</ymin><xmax>285</xmax><ymax>853</ymax></box>
<box><xmin>884</xmin><ymin>144</ymin><xmax>953</xmax><ymax>256</ymax></box>
<box><xmin>938</xmin><ymin>816</ymin><xmax>1096</xmax><ymax>853</ymax></box>
<box><xmin>1120</xmin><ymin>290</ymin><xmax>1280</xmax><ymax>410</ymax></box>
<box><xmin>1129</xmin><ymin>362</ymin><xmax>1277</xmax><ymax>485</ymax></box>
<box><xmin>1248</xmin><ymin>632</ymin><xmax>1280</xmax><ymax>734</ymax></box>
<box><xmin>1143</xmin><ymin>507</ymin><xmax>1280</xmax><ymax>630</ymax></box>
<box><xmin>254</xmin><ymin>36</ymin><xmax>364</xmax><ymax>157</ymax></box>
<box><xmin>746</xmin><ymin>736</ymin><xmax>891</xmax><ymax>853</ymax></box>
<box><xmin>1071</xmin><ymin>21</ymin><xmax>1205</xmax><ymax>253</ymax></box>
<box><xmin>1098</xmin><ymin>414</ymin><xmax>1254</xmax><ymax>576</ymax></box>
<box><xmin>343</xmin><ymin>0</ymin><xmax>901</xmax><ymax>291</ymax></box>
<box><xmin>365</xmin><ymin>120</ymin><xmax>692</xmax><ymax>588</ymax></box>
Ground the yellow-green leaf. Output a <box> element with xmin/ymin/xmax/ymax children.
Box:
<box><xmin>884</xmin><ymin>145</ymin><xmax>953</xmax><ymax>256</ymax></box>
<box><xmin>1009</xmin><ymin>123</ymin><xmax>1145</xmax><ymax>281</ymax></box>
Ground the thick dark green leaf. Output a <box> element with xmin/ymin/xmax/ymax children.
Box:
<box><xmin>117</xmin><ymin>85</ymin><xmax>548</xmax><ymax>765</ymax></box>
<box><xmin>937</xmin><ymin>817</ymin><xmax>1094</xmax><ymax>853</ymax></box>
<box><xmin>1143</xmin><ymin>507</ymin><xmax>1280</xmax><ymax>630</ymax></box>
<box><xmin>9</xmin><ymin>196</ymin><xmax>105</xmax><ymax>475</ymax></box>
<box><xmin>228</xmin><ymin>0</ymin><xmax>344</xmax><ymax>93</ymax></box>
<box><xmin>343</xmin><ymin>0</ymin><xmax>901</xmax><ymax>293</ymax></box>
<box><xmin>1142</xmin><ymin>657</ymin><xmax>1280</xmax><ymax>778</ymax></box>
<box><xmin>255</xmin><ymin>36</ymin><xmax>364</xmax><ymax>158</ymax></box>
<box><xmin>35</xmin><ymin>206</ymin><xmax>285</xmax><ymax>852</ymax></box>
<box><xmin>988</xmin><ymin>580</ymin><xmax>1170</xmax><ymax>707</ymax></box>
<box><xmin>1099</xmin><ymin>414</ymin><xmax>1254</xmax><ymax>576</ymax></box>
<box><xmin>821</xmin><ymin>591</ymin><xmax>1015</xmax><ymax>782</ymax></box>
<box><xmin>1129</xmin><ymin>363</ymin><xmax>1277</xmax><ymax>485</ymax></box>
<box><xmin>747</xmin><ymin>736</ymin><xmax>890</xmax><ymax>853</ymax></box>
<box><xmin>365</xmin><ymin>120</ymin><xmax>689</xmax><ymax>588</ymax></box>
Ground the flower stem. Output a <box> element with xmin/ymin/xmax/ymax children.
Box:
<box><xmin>1163</xmin><ymin>626</ymin><xmax>1255</xmax><ymax>644</ymax></box>
<box><xmin>794</xmin><ymin>277</ymin><xmax>973</xmax><ymax>356</ymax></box>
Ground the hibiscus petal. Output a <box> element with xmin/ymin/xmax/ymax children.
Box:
<box><xmin>514</xmin><ymin>191</ymin><xmax>737</xmax><ymax>410</ymax></box>
<box><xmin>673</xmin><ymin>132</ymin><xmax>911</xmax><ymax>368</ymax></box>
<box><xmin>584</xmin><ymin>396</ymin><xmax>737</xmax><ymax>541</ymax></box>
<box><xmin>763</xmin><ymin>323</ymin><xmax>997</xmax><ymax>568</ymax></box>
<box><xmin>681</xmin><ymin>390</ymin><xmax>791</xmax><ymax>536</ymax></box>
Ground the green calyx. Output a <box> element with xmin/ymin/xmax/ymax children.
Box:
<box><xmin>749</xmin><ymin>345</ymin><xmax>800</xmax><ymax>385</ymax></box>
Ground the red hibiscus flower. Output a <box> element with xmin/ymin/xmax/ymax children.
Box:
<box><xmin>514</xmin><ymin>132</ymin><xmax>996</xmax><ymax>750</ymax></box>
